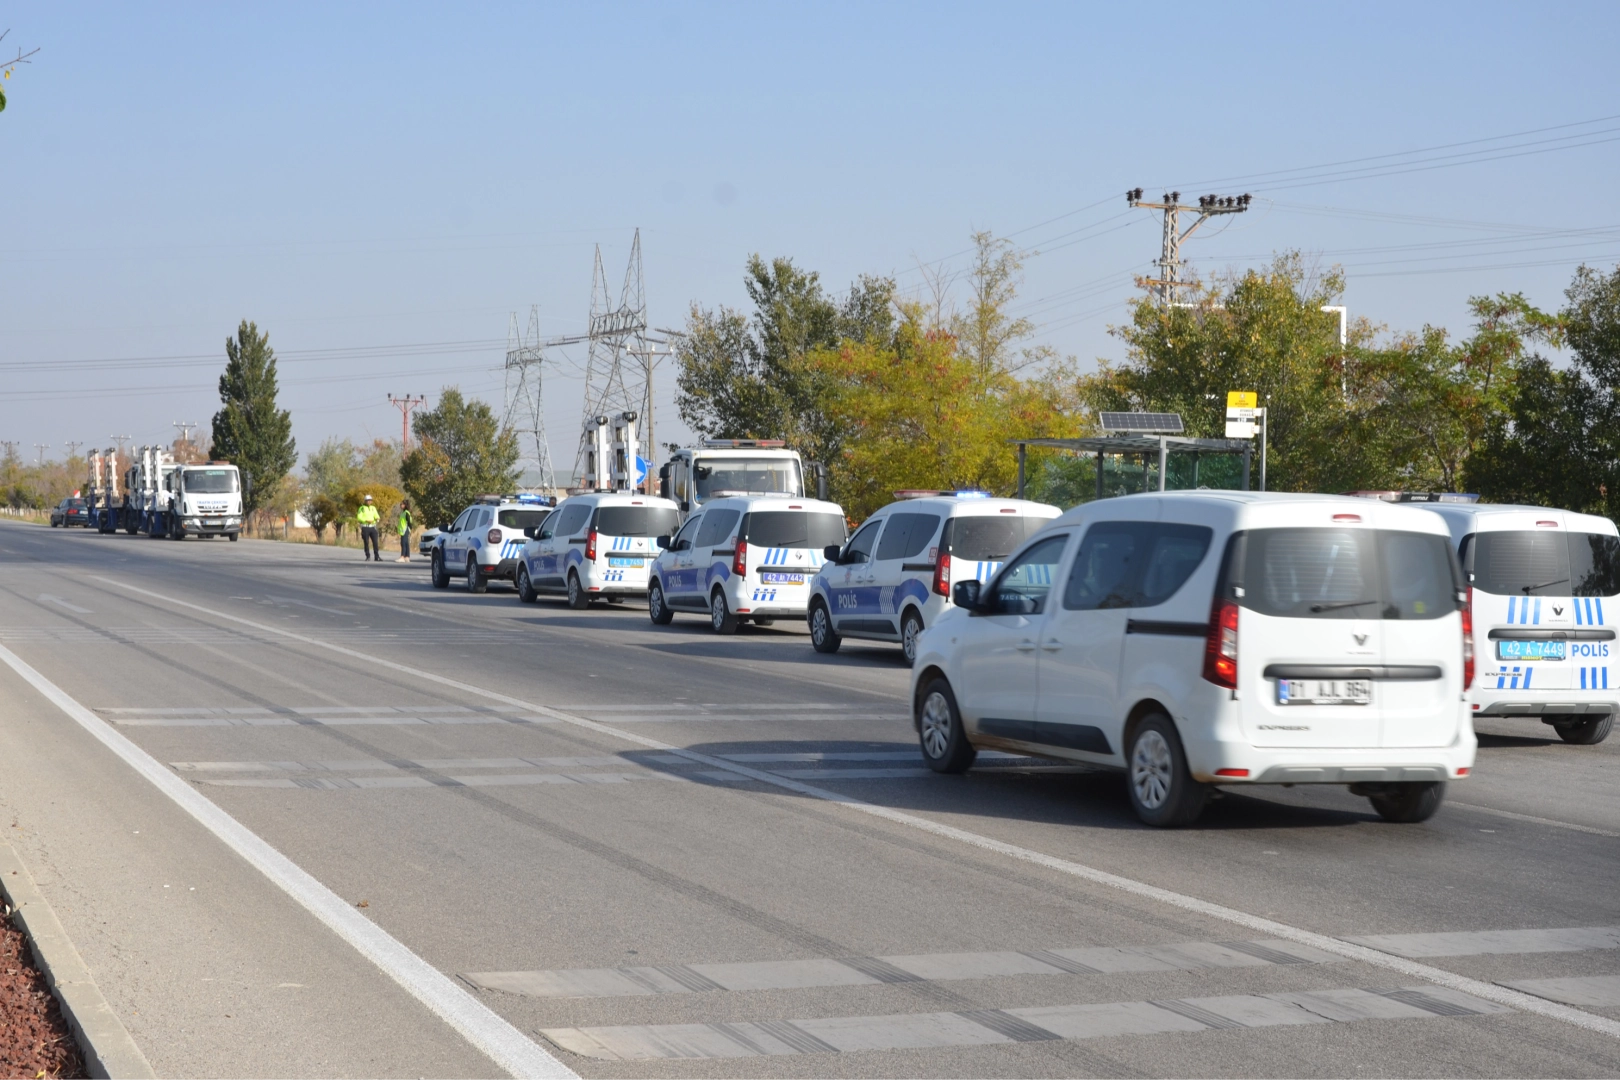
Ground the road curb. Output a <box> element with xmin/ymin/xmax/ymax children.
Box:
<box><xmin>0</xmin><ymin>843</ymin><xmax>155</xmax><ymax>1080</ymax></box>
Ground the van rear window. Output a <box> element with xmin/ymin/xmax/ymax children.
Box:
<box><xmin>498</xmin><ymin>509</ymin><xmax>551</xmax><ymax>530</ymax></box>
<box><xmin>593</xmin><ymin>506</ymin><xmax>680</xmax><ymax>537</ymax></box>
<box><xmin>1464</xmin><ymin>530</ymin><xmax>1620</xmax><ymax>597</ymax></box>
<box><xmin>742</xmin><ymin>511</ymin><xmax>847</xmax><ymax>549</ymax></box>
<box><xmin>1226</xmin><ymin>528</ymin><xmax>1459</xmax><ymax>621</ymax></box>
<box><xmin>942</xmin><ymin>516</ymin><xmax>1042</xmax><ymax>561</ymax></box>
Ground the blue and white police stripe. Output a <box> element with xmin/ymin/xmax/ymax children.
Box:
<box><xmin>500</xmin><ymin>539</ymin><xmax>525</xmax><ymax>559</ymax></box>
<box><xmin>1580</xmin><ymin>666</ymin><xmax>1610</xmax><ymax>689</ymax></box>
<box><xmin>1574</xmin><ymin>597</ymin><xmax>1606</xmax><ymax>626</ymax></box>
<box><xmin>1495</xmin><ymin>666</ymin><xmax>1532</xmax><ymax>689</ymax></box>
<box><xmin>757</xmin><ymin>547</ymin><xmax>797</xmax><ymax>566</ymax></box>
<box><xmin>1506</xmin><ymin>596</ymin><xmax>1544</xmax><ymax>625</ymax></box>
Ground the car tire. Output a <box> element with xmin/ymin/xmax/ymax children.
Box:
<box><xmin>431</xmin><ymin>551</ymin><xmax>449</xmax><ymax>589</ymax></box>
<box><xmin>228</xmin><ymin>533</ymin><xmax>238</xmax><ymax>542</ymax></box>
<box><xmin>917</xmin><ymin>677</ymin><xmax>976</xmax><ymax>774</ymax></box>
<box><xmin>466</xmin><ymin>555</ymin><xmax>487</xmax><ymax>594</ymax></box>
<box><xmin>566</xmin><ymin>571</ymin><xmax>589</xmax><ymax>610</ymax></box>
<box><xmin>901</xmin><ymin>610</ymin><xmax>925</xmax><ymax>666</ymax></box>
<box><xmin>1367</xmin><ymin>781</ymin><xmax>1447</xmax><ymax>823</ymax></box>
<box><xmin>710</xmin><ymin>590</ymin><xmax>740</xmax><ymax>634</ymax></box>
<box><xmin>808</xmin><ymin>600</ymin><xmax>841</xmax><ymax>654</ymax></box>
<box><xmin>648</xmin><ymin>581</ymin><xmax>674</xmax><ymax>625</ymax></box>
<box><xmin>1556</xmin><ymin>714</ymin><xmax>1612</xmax><ymax>745</ymax></box>
<box><xmin>516</xmin><ymin>564</ymin><xmax>538</xmax><ymax>603</ymax></box>
<box><xmin>1127</xmin><ymin>714</ymin><xmax>1209</xmax><ymax>827</ymax></box>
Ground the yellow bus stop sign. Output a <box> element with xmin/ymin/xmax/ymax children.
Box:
<box><xmin>1226</xmin><ymin>391</ymin><xmax>1257</xmax><ymax>410</ymax></box>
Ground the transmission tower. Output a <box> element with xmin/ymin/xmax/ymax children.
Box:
<box><xmin>387</xmin><ymin>394</ymin><xmax>426</xmax><ymax>451</ymax></box>
<box><xmin>503</xmin><ymin>307</ymin><xmax>559</xmax><ymax>492</ymax></box>
<box><xmin>65</xmin><ymin>441</ymin><xmax>83</xmax><ymax>459</ymax></box>
<box><xmin>575</xmin><ymin>230</ymin><xmax>651</xmax><ymax>482</ymax></box>
<box><xmin>1126</xmin><ymin>188</ymin><xmax>1251</xmax><ymax>304</ymax></box>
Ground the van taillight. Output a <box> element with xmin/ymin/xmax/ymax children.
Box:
<box><xmin>1203</xmin><ymin>598</ymin><xmax>1239</xmax><ymax>688</ymax></box>
<box><xmin>734</xmin><ymin>540</ymin><xmax>748</xmax><ymax>577</ymax></box>
<box><xmin>585</xmin><ymin>529</ymin><xmax>598</xmax><ymax>560</ymax></box>
<box><xmin>486</xmin><ymin>527</ymin><xmax>502</xmax><ymax>544</ymax></box>
<box><xmin>1462</xmin><ymin>587</ymin><xmax>1475</xmax><ymax>689</ymax></box>
<box><xmin>934</xmin><ymin>554</ymin><xmax>951</xmax><ymax>597</ymax></box>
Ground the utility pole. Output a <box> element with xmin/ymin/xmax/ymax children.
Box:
<box><xmin>388</xmin><ymin>394</ymin><xmax>427</xmax><ymax>452</ymax></box>
<box><xmin>64</xmin><ymin>441</ymin><xmax>83</xmax><ymax>459</ymax></box>
<box><xmin>1126</xmin><ymin>188</ymin><xmax>1252</xmax><ymax>304</ymax></box>
<box><xmin>172</xmin><ymin>421</ymin><xmax>197</xmax><ymax>443</ymax></box>
<box><xmin>0</xmin><ymin>440</ymin><xmax>17</xmax><ymax>462</ymax></box>
<box><xmin>110</xmin><ymin>434</ymin><xmax>132</xmax><ymax>457</ymax></box>
<box><xmin>34</xmin><ymin>443</ymin><xmax>49</xmax><ymax>466</ymax></box>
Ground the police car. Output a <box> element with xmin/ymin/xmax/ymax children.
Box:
<box><xmin>648</xmin><ymin>494</ymin><xmax>847</xmax><ymax>633</ymax></box>
<box><xmin>809</xmin><ymin>492</ymin><xmax>1062</xmax><ymax>663</ymax></box>
<box><xmin>429</xmin><ymin>495</ymin><xmax>554</xmax><ymax>593</ymax></box>
<box><xmin>1418</xmin><ymin>501</ymin><xmax>1620</xmax><ymax>744</ymax></box>
<box><xmin>517</xmin><ymin>492</ymin><xmax>681</xmax><ymax>609</ymax></box>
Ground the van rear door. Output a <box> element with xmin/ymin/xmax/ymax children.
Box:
<box><xmin>1377</xmin><ymin>530</ymin><xmax>1465</xmax><ymax>748</ymax></box>
<box><xmin>1465</xmin><ymin>516</ymin><xmax>1576</xmax><ymax>691</ymax></box>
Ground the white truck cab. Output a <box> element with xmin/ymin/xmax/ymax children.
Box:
<box><xmin>164</xmin><ymin>462</ymin><xmax>245</xmax><ymax>540</ymax></box>
<box><xmin>1420</xmin><ymin>502</ymin><xmax>1619</xmax><ymax>744</ymax></box>
<box><xmin>658</xmin><ymin>439</ymin><xmax>827</xmax><ymax>521</ymax></box>
<box><xmin>809</xmin><ymin>491</ymin><xmax>1061</xmax><ymax>664</ymax></box>
<box><xmin>648</xmin><ymin>494</ymin><xmax>847</xmax><ymax>633</ymax></box>
<box><xmin>516</xmin><ymin>492</ymin><xmax>681</xmax><ymax>609</ymax></box>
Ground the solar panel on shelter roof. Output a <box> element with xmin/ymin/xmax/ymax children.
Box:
<box><xmin>1099</xmin><ymin>412</ymin><xmax>1185</xmax><ymax>434</ymax></box>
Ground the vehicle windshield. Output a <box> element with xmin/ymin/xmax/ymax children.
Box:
<box><xmin>498</xmin><ymin>508</ymin><xmax>552</xmax><ymax>530</ymax></box>
<box><xmin>944</xmin><ymin>516</ymin><xmax>1044</xmax><ymax>561</ymax></box>
<box><xmin>594</xmin><ymin>505</ymin><xmax>681</xmax><ymax>537</ymax></box>
<box><xmin>1464</xmin><ymin>530</ymin><xmax>1620</xmax><ymax>597</ymax></box>
<box><xmin>694</xmin><ymin>458</ymin><xmax>802</xmax><ymax>500</ymax></box>
<box><xmin>182</xmin><ymin>468</ymin><xmax>239</xmax><ymax>494</ymax></box>
<box><xmin>743</xmin><ymin>511</ymin><xmax>847</xmax><ymax>548</ymax></box>
<box><xmin>1228</xmin><ymin>527</ymin><xmax>1459</xmax><ymax>620</ymax></box>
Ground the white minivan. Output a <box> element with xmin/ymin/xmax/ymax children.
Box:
<box><xmin>910</xmin><ymin>492</ymin><xmax>1475</xmax><ymax>827</ymax></box>
<box><xmin>808</xmin><ymin>492</ymin><xmax>1061</xmax><ymax>664</ymax></box>
<box><xmin>647</xmin><ymin>495</ymin><xmax>847</xmax><ymax>633</ymax></box>
<box><xmin>1419</xmin><ymin>503</ymin><xmax>1618</xmax><ymax>745</ymax></box>
<box><xmin>516</xmin><ymin>493</ymin><xmax>681</xmax><ymax>609</ymax></box>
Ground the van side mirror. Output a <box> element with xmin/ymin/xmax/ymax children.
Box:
<box><xmin>953</xmin><ymin>580</ymin><xmax>984</xmax><ymax>611</ymax></box>
<box><xmin>822</xmin><ymin>544</ymin><xmax>842</xmax><ymax>563</ymax></box>
<box><xmin>680</xmin><ymin>500</ymin><xmax>691</xmax><ymax>513</ymax></box>
<box><xmin>656</xmin><ymin>534</ymin><xmax>672</xmax><ymax>550</ymax></box>
<box><xmin>523</xmin><ymin>526</ymin><xmax>541</xmax><ymax>540</ymax></box>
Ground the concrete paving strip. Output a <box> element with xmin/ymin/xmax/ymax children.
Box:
<box><xmin>89</xmin><ymin>575</ymin><xmax>1620</xmax><ymax>1043</ymax></box>
<box><xmin>0</xmin><ymin>843</ymin><xmax>155</xmax><ymax>1079</ymax></box>
<box><xmin>0</xmin><ymin>643</ymin><xmax>574</xmax><ymax>1080</ymax></box>
<box><xmin>1505</xmin><ymin>976</ymin><xmax>1620</xmax><ymax>1007</ymax></box>
<box><xmin>466</xmin><ymin>937</ymin><xmax>1338</xmax><ymax>999</ymax></box>
<box><xmin>540</xmin><ymin>984</ymin><xmax>1512</xmax><ymax>1060</ymax></box>
<box><xmin>1348</xmin><ymin>926</ymin><xmax>1620</xmax><ymax>957</ymax></box>
<box><xmin>1449</xmin><ymin>801</ymin><xmax>1620</xmax><ymax>839</ymax></box>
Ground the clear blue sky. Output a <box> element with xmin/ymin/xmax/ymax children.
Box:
<box><xmin>3</xmin><ymin>1</ymin><xmax>1617</xmax><ymax>472</ymax></box>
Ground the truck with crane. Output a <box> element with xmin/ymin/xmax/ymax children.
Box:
<box><xmin>657</xmin><ymin>439</ymin><xmax>827</xmax><ymax>522</ymax></box>
<box><xmin>85</xmin><ymin>446</ymin><xmax>244</xmax><ymax>540</ymax></box>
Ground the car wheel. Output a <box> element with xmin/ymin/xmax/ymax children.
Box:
<box><xmin>431</xmin><ymin>551</ymin><xmax>449</xmax><ymax>589</ymax></box>
<box><xmin>1367</xmin><ymin>781</ymin><xmax>1447</xmax><ymax>823</ymax></box>
<box><xmin>710</xmin><ymin>590</ymin><xmax>739</xmax><ymax>634</ymax></box>
<box><xmin>917</xmin><ymin>677</ymin><xmax>975</xmax><ymax>774</ymax></box>
<box><xmin>808</xmin><ymin>600</ymin><xmax>841</xmax><ymax>654</ymax></box>
<box><xmin>228</xmin><ymin>533</ymin><xmax>238</xmax><ymax>542</ymax></box>
<box><xmin>566</xmin><ymin>571</ymin><xmax>589</xmax><ymax>610</ymax></box>
<box><xmin>1556</xmin><ymin>714</ymin><xmax>1613</xmax><ymax>745</ymax></box>
<box><xmin>1127</xmin><ymin>714</ymin><xmax>1208</xmax><ymax>827</ymax></box>
<box><xmin>901</xmin><ymin>610</ymin><xmax>925</xmax><ymax>666</ymax></box>
<box><xmin>516</xmin><ymin>564</ymin><xmax>538</xmax><ymax>603</ymax></box>
<box><xmin>466</xmin><ymin>555</ymin><xmax>487</xmax><ymax>593</ymax></box>
<box><xmin>648</xmin><ymin>581</ymin><xmax>674</xmax><ymax>625</ymax></box>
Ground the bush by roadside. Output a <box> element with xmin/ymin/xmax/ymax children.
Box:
<box><xmin>0</xmin><ymin>909</ymin><xmax>85</xmax><ymax>1079</ymax></box>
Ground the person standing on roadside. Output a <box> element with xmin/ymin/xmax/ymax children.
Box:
<box><xmin>396</xmin><ymin>499</ymin><xmax>413</xmax><ymax>563</ymax></box>
<box><xmin>357</xmin><ymin>494</ymin><xmax>381</xmax><ymax>562</ymax></box>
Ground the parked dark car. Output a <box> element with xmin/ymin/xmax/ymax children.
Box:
<box><xmin>49</xmin><ymin>498</ymin><xmax>90</xmax><ymax>527</ymax></box>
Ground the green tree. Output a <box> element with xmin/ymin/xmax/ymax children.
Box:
<box><xmin>399</xmin><ymin>388</ymin><xmax>519</xmax><ymax>528</ymax></box>
<box><xmin>211</xmin><ymin>320</ymin><xmax>296</xmax><ymax>515</ymax></box>
<box><xmin>306</xmin><ymin>493</ymin><xmax>341</xmax><ymax>543</ymax></box>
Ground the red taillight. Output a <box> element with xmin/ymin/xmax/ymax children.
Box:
<box><xmin>734</xmin><ymin>540</ymin><xmax>748</xmax><ymax>577</ymax></box>
<box><xmin>1456</xmin><ymin>767</ymin><xmax>1470</xmax><ymax>777</ymax></box>
<box><xmin>1203</xmin><ymin>597</ymin><xmax>1239</xmax><ymax>688</ymax></box>
<box><xmin>1215</xmin><ymin>768</ymin><xmax>1249</xmax><ymax>777</ymax></box>
<box><xmin>934</xmin><ymin>553</ymin><xmax>951</xmax><ymax>597</ymax></box>
<box><xmin>486</xmin><ymin>527</ymin><xmax>502</xmax><ymax>544</ymax></box>
<box><xmin>585</xmin><ymin>529</ymin><xmax>598</xmax><ymax>560</ymax></box>
<box><xmin>1462</xmin><ymin>587</ymin><xmax>1474</xmax><ymax>689</ymax></box>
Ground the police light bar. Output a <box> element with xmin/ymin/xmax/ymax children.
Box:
<box><xmin>954</xmin><ymin>490</ymin><xmax>991</xmax><ymax>499</ymax></box>
<box><xmin>701</xmin><ymin>439</ymin><xmax>786</xmax><ymax>449</ymax></box>
<box><xmin>516</xmin><ymin>493</ymin><xmax>549</xmax><ymax>504</ymax></box>
<box><xmin>893</xmin><ymin>489</ymin><xmax>948</xmax><ymax>499</ymax></box>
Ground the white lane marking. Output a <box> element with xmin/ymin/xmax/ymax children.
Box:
<box><xmin>37</xmin><ymin>593</ymin><xmax>92</xmax><ymax>614</ymax></box>
<box><xmin>1347</xmin><ymin>926</ymin><xmax>1620</xmax><ymax>958</ymax></box>
<box><xmin>104</xmin><ymin>705</ymin><xmax>530</xmax><ymax>715</ymax></box>
<box><xmin>0</xmin><ymin>643</ymin><xmax>573</xmax><ymax>1080</ymax></box>
<box><xmin>267</xmin><ymin>595</ymin><xmax>352</xmax><ymax>615</ymax></box>
<box><xmin>197</xmin><ymin>772</ymin><xmax>688</xmax><ymax>790</ymax></box>
<box><xmin>720</xmin><ymin>750</ymin><xmax>1033</xmax><ymax>763</ymax></box>
<box><xmin>542</xmin><ymin>984</ymin><xmax>1510</xmax><ymax>1060</ymax></box>
<box><xmin>465</xmin><ymin>937</ymin><xmax>1336</xmax><ymax>999</ymax></box>
<box><xmin>171</xmin><ymin>757</ymin><xmax>640</xmax><ymax>772</ymax></box>
<box><xmin>1506</xmin><ymin>976</ymin><xmax>1620</xmax><ymax>1008</ymax></box>
<box><xmin>111</xmin><ymin>714</ymin><xmax>558</xmax><ymax>728</ymax></box>
<box><xmin>1450</xmin><ymin>802</ymin><xmax>1620</xmax><ymax>839</ymax></box>
<box><xmin>89</xmin><ymin>576</ymin><xmax>1620</xmax><ymax>1041</ymax></box>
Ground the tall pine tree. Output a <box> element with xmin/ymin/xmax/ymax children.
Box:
<box><xmin>211</xmin><ymin>320</ymin><xmax>295</xmax><ymax>515</ymax></box>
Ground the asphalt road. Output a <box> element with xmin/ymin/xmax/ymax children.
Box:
<box><xmin>2</xmin><ymin>519</ymin><xmax>1619</xmax><ymax>1078</ymax></box>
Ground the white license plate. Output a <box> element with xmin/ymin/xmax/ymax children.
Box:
<box><xmin>607</xmin><ymin>557</ymin><xmax>643</xmax><ymax>567</ymax></box>
<box><xmin>204</xmin><ymin>519</ymin><xmax>224</xmax><ymax>526</ymax></box>
<box><xmin>761</xmin><ymin>573</ymin><xmax>805</xmax><ymax>584</ymax></box>
<box><xmin>1277</xmin><ymin>679</ymin><xmax>1371</xmax><ymax>706</ymax></box>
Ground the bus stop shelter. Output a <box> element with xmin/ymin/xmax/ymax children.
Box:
<box><xmin>1012</xmin><ymin>433</ymin><xmax>1254</xmax><ymax>500</ymax></box>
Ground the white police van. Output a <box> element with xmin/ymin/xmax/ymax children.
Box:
<box><xmin>648</xmin><ymin>494</ymin><xmax>847</xmax><ymax>633</ymax></box>
<box><xmin>1419</xmin><ymin>503</ymin><xmax>1619</xmax><ymax>745</ymax></box>
<box><xmin>430</xmin><ymin>495</ymin><xmax>554</xmax><ymax>593</ymax></box>
<box><xmin>911</xmin><ymin>492</ymin><xmax>1475</xmax><ymax>827</ymax></box>
<box><xmin>808</xmin><ymin>492</ymin><xmax>1061</xmax><ymax>664</ymax></box>
<box><xmin>517</xmin><ymin>492</ymin><xmax>681</xmax><ymax>609</ymax></box>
